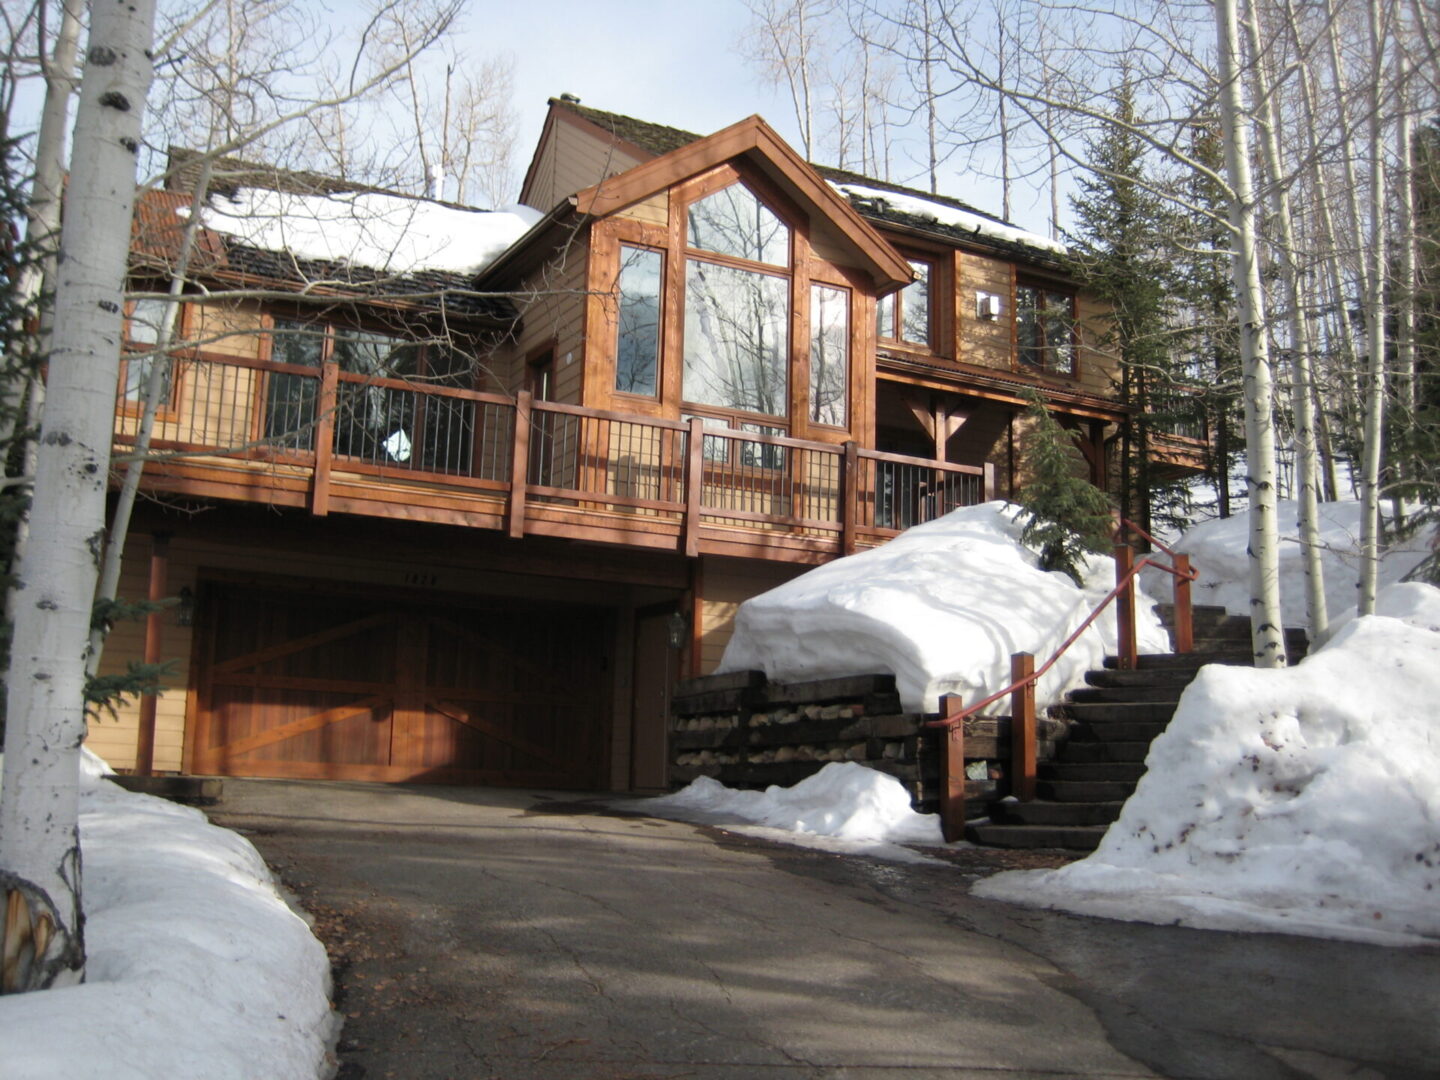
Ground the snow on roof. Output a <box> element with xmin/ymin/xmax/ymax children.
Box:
<box><xmin>976</xmin><ymin>582</ymin><xmax>1440</xmax><ymax>946</ymax></box>
<box><xmin>829</xmin><ymin>180</ymin><xmax>1067</xmax><ymax>256</ymax></box>
<box><xmin>718</xmin><ymin>502</ymin><xmax>1169</xmax><ymax>714</ymax></box>
<box><xmin>198</xmin><ymin>187</ymin><xmax>544</xmax><ymax>276</ymax></box>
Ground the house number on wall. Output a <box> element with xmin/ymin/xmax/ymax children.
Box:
<box><xmin>403</xmin><ymin>572</ymin><xmax>440</xmax><ymax>587</ymax></box>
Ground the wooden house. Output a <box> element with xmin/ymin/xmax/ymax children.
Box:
<box><xmin>90</xmin><ymin>99</ymin><xmax>1195</xmax><ymax>793</ymax></box>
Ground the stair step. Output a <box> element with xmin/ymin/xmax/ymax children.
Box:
<box><xmin>1104</xmin><ymin>653</ymin><xmax>1251</xmax><ymax>671</ymax></box>
<box><xmin>991</xmin><ymin>799</ymin><xmax>1124</xmax><ymax>826</ymax></box>
<box><xmin>1040</xmin><ymin>761</ymin><xmax>1147</xmax><ymax>782</ymax></box>
<box><xmin>1068</xmin><ymin>685</ymin><xmax>1184</xmax><ymax>704</ymax></box>
<box><xmin>1068</xmin><ymin>719</ymin><xmax>1168</xmax><ymax>742</ymax></box>
<box><xmin>965</xmin><ymin>822</ymin><xmax>1106</xmax><ymax>851</ymax></box>
<box><xmin>1084</xmin><ymin>668</ymin><xmax>1199</xmax><ymax>689</ymax></box>
<box><xmin>1053</xmin><ymin>740</ymin><xmax>1153</xmax><ymax>763</ymax></box>
<box><xmin>1060</xmin><ymin>701</ymin><xmax>1178</xmax><ymax>724</ymax></box>
<box><xmin>1037</xmin><ymin>778</ymin><xmax>1139</xmax><ymax>802</ymax></box>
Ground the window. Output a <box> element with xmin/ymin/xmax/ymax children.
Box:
<box><xmin>877</xmin><ymin>260</ymin><xmax>931</xmax><ymax>348</ymax></box>
<box><xmin>687</xmin><ymin>184</ymin><xmax>788</xmax><ymax>266</ymax></box>
<box><xmin>1017</xmin><ymin>284</ymin><xmax>1076</xmax><ymax>376</ymax></box>
<box><xmin>121</xmin><ymin>298</ymin><xmax>180</xmax><ymax>404</ymax></box>
<box><xmin>683</xmin><ymin>260</ymin><xmax>789</xmax><ymax>418</ymax></box>
<box><xmin>809</xmin><ymin>284</ymin><xmax>848</xmax><ymax>427</ymax></box>
<box><xmin>615</xmin><ymin>246</ymin><xmax>662</xmax><ymax>396</ymax></box>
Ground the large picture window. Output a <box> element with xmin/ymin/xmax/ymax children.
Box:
<box><xmin>615</xmin><ymin>245</ymin><xmax>663</xmax><ymax>396</ymax></box>
<box><xmin>687</xmin><ymin>184</ymin><xmax>789</xmax><ymax>266</ymax></box>
<box><xmin>1017</xmin><ymin>283</ymin><xmax>1076</xmax><ymax>376</ymax></box>
<box><xmin>809</xmin><ymin>284</ymin><xmax>848</xmax><ymax>427</ymax></box>
<box><xmin>683</xmin><ymin>260</ymin><xmax>789</xmax><ymax>417</ymax></box>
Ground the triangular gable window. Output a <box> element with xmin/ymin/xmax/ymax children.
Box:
<box><xmin>686</xmin><ymin>184</ymin><xmax>789</xmax><ymax>267</ymax></box>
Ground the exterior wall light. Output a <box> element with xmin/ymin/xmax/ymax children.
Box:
<box><xmin>666</xmin><ymin>610</ymin><xmax>688</xmax><ymax>649</ymax></box>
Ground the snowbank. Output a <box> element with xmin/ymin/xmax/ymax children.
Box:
<box><xmin>719</xmin><ymin>502</ymin><xmax>1170</xmax><ymax>714</ymax></box>
<box><xmin>200</xmin><ymin>186</ymin><xmax>543</xmax><ymax>276</ymax></box>
<box><xmin>0</xmin><ymin>751</ymin><xmax>334</xmax><ymax>1079</ymax></box>
<box><xmin>830</xmin><ymin>181</ymin><xmax>1066</xmax><ymax>255</ymax></box>
<box><xmin>641</xmin><ymin>762</ymin><xmax>942</xmax><ymax>862</ymax></box>
<box><xmin>1149</xmin><ymin>498</ymin><xmax>1434</xmax><ymax>627</ymax></box>
<box><xmin>975</xmin><ymin>582</ymin><xmax>1440</xmax><ymax>946</ymax></box>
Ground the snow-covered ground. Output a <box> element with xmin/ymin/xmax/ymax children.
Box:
<box><xmin>0</xmin><ymin>751</ymin><xmax>334</xmax><ymax>1080</ymax></box>
<box><xmin>639</xmin><ymin>762</ymin><xmax>944</xmax><ymax>864</ymax></box>
<box><xmin>976</xmin><ymin>582</ymin><xmax>1440</xmax><ymax>946</ymax></box>
<box><xmin>1146</xmin><ymin>498</ymin><xmax>1434</xmax><ymax>628</ymax></box>
<box><xmin>719</xmin><ymin>501</ymin><xmax>1170</xmax><ymax>714</ymax></box>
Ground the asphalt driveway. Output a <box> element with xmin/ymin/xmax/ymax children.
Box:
<box><xmin>209</xmin><ymin>780</ymin><xmax>1440</xmax><ymax>1080</ymax></box>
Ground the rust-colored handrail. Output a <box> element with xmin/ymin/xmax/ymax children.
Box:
<box><xmin>925</xmin><ymin>526</ymin><xmax>1198</xmax><ymax>840</ymax></box>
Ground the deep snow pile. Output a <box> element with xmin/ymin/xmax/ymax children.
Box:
<box><xmin>641</xmin><ymin>762</ymin><xmax>943</xmax><ymax>862</ymax></box>
<box><xmin>199</xmin><ymin>187</ymin><xmax>543</xmax><ymax>276</ymax></box>
<box><xmin>719</xmin><ymin>502</ymin><xmax>1170</xmax><ymax>714</ymax></box>
<box><xmin>1147</xmin><ymin>498</ymin><xmax>1434</xmax><ymax>627</ymax></box>
<box><xmin>976</xmin><ymin>582</ymin><xmax>1440</xmax><ymax>946</ymax></box>
<box><xmin>0</xmin><ymin>751</ymin><xmax>334</xmax><ymax>1079</ymax></box>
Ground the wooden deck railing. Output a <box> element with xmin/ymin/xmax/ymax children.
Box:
<box><xmin>926</xmin><ymin>520</ymin><xmax>1198</xmax><ymax>842</ymax></box>
<box><xmin>114</xmin><ymin>353</ymin><xmax>997</xmax><ymax>558</ymax></box>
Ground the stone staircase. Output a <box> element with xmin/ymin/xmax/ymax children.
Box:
<box><xmin>967</xmin><ymin>605</ymin><xmax>1309</xmax><ymax>851</ymax></box>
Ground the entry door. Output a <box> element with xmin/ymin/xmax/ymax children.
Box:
<box><xmin>192</xmin><ymin>584</ymin><xmax>610</xmax><ymax>787</ymax></box>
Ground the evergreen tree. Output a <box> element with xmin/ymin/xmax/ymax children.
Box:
<box><xmin>1017</xmin><ymin>389</ymin><xmax>1116</xmax><ymax>585</ymax></box>
<box><xmin>1066</xmin><ymin>84</ymin><xmax>1193</xmax><ymax>538</ymax></box>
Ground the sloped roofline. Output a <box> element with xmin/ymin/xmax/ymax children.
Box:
<box><xmin>572</xmin><ymin>114</ymin><xmax>915</xmax><ymax>294</ymax></box>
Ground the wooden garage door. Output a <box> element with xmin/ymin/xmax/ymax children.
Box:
<box><xmin>191</xmin><ymin>585</ymin><xmax>609</xmax><ymax>787</ymax></box>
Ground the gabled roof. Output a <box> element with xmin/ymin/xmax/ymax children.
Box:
<box><xmin>573</xmin><ymin>115</ymin><xmax>915</xmax><ymax>294</ymax></box>
<box><xmin>547</xmin><ymin>99</ymin><xmax>1067</xmax><ymax>266</ymax></box>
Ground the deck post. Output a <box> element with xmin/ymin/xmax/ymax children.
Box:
<box><xmin>1009</xmin><ymin>651</ymin><xmax>1036</xmax><ymax>801</ymax></box>
<box><xmin>982</xmin><ymin>460</ymin><xmax>997</xmax><ymax>501</ymax></box>
<box><xmin>842</xmin><ymin>441</ymin><xmax>859</xmax><ymax>555</ymax></box>
<box><xmin>1173</xmin><ymin>553</ymin><xmax>1194</xmax><ymax>653</ymax></box>
<box><xmin>134</xmin><ymin>532</ymin><xmax>169</xmax><ymax>777</ymax></box>
<box><xmin>683</xmin><ymin>417</ymin><xmax>704</xmax><ymax>558</ymax></box>
<box><xmin>937</xmin><ymin>693</ymin><xmax>966</xmax><ymax>842</ymax></box>
<box><xmin>311</xmin><ymin>361</ymin><xmax>338</xmax><ymax>516</ymax></box>
<box><xmin>508</xmin><ymin>391</ymin><xmax>532</xmax><ymax>539</ymax></box>
<box><xmin>1115</xmin><ymin>542</ymin><xmax>1138</xmax><ymax>670</ymax></box>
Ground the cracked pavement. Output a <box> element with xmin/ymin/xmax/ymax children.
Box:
<box><xmin>209</xmin><ymin>781</ymin><xmax>1440</xmax><ymax>1080</ymax></box>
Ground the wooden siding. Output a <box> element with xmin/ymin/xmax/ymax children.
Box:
<box><xmin>957</xmin><ymin>250</ymin><xmax>1014</xmax><ymax>371</ymax></box>
<box><xmin>1074</xmin><ymin>292</ymin><xmax>1121</xmax><ymax>399</ymax></box>
<box><xmin>697</xmin><ymin>557</ymin><xmax>808</xmax><ymax>674</ymax></box>
<box><xmin>613</xmin><ymin>192</ymin><xmax>669</xmax><ymax>228</ymax></box>
<box><xmin>496</xmin><ymin>233</ymin><xmax>591</xmax><ymax>403</ymax></box>
<box><xmin>524</xmin><ymin>117</ymin><xmax>646</xmax><ymax>212</ymax></box>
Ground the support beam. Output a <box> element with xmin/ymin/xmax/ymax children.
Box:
<box><xmin>134</xmin><ymin>532</ymin><xmax>170</xmax><ymax>777</ymax></box>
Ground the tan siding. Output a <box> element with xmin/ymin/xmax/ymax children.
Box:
<box><xmin>1074</xmin><ymin>294</ymin><xmax>1121</xmax><ymax>398</ymax></box>
<box><xmin>959</xmin><ymin>252</ymin><xmax>1014</xmax><ymax>371</ymax></box>
<box><xmin>496</xmin><ymin>234</ymin><xmax>591</xmax><ymax>403</ymax></box>
<box><xmin>698</xmin><ymin>558</ymin><xmax>807</xmax><ymax>675</ymax></box>
<box><xmin>527</xmin><ymin>121</ymin><xmax>646</xmax><ymax>211</ymax></box>
<box><xmin>614</xmin><ymin>192</ymin><xmax>668</xmax><ymax>228</ymax></box>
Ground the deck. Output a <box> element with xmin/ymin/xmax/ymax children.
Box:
<box><xmin>115</xmin><ymin>352</ymin><xmax>996</xmax><ymax>564</ymax></box>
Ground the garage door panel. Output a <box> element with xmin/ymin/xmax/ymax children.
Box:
<box><xmin>194</xmin><ymin>585</ymin><xmax>609</xmax><ymax>787</ymax></box>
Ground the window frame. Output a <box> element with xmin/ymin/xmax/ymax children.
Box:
<box><xmin>612</xmin><ymin>243</ymin><xmax>665</xmax><ymax>400</ymax></box>
<box><xmin>1015</xmin><ymin>279</ymin><xmax>1079</xmax><ymax>379</ymax></box>
<box><xmin>876</xmin><ymin>257</ymin><xmax>935</xmax><ymax>352</ymax></box>
<box><xmin>119</xmin><ymin>296</ymin><xmax>186</xmax><ymax>415</ymax></box>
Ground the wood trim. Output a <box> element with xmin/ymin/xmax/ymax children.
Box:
<box><xmin>574</xmin><ymin>116</ymin><xmax>912</xmax><ymax>292</ymax></box>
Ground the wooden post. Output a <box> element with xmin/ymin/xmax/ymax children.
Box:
<box><xmin>134</xmin><ymin>532</ymin><xmax>169</xmax><ymax>777</ymax></box>
<box><xmin>508</xmin><ymin>390</ymin><xmax>532</xmax><ymax>539</ymax></box>
<box><xmin>310</xmin><ymin>361</ymin><xmax>338</xmax><ymax>516</ymax></box>
<box><xmin>1009</xmin><ymin>651</ymin><xmax>1036</xmax><ymax>801</ymax></box>
<box><xmin>842</xmin><ymin>440</ymin><xmax>859</xmax><ymax>555</ymax></box>
<box><xmin>1173</xmin><ymin>553</ymin><xmax>1194</xmax><ymax>653</ymax></box>
<box><xmin>982</xmin><ymin>460</ymin><xmax>997</xmax><ymax>502</ymax></box>
<box><xmin>683</xmin><ymin>416</ymin><xmax>704</xmax><ymax>558</ymax></box>
<box><xmin>1115</xmin><ymin>543</ymin><xmax>1138</xmax><ymax>670</ymax></box>
<box><xmin>937</xmin><ymin>693</ymin><xmax>966</xmax><ymax>842</ymax></box>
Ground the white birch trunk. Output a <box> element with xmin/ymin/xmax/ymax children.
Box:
<box><xmin>1246</xmin><ymin>7</ymin><xmax>1329</xmax><ymax>645</ymax></box>
<box><xmin>1214</xmin><ymin>0</ymin><xmax>1287</xmax><ymax>667</ymax></box>
<box><xmin>1</xmin><ymin>0</ymin><xmax>156</xmax><ymax>993</ymax></box>
<box><xmin>1357</xmin><ymin>0</ymin><xmax>1389</xmax><ymax>616</ymax></box>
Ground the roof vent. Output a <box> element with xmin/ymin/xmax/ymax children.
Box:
<box><xmin>559</xmin><ymin>92</ymin><xmax>581</xmax><ymax>104</ymax></box>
